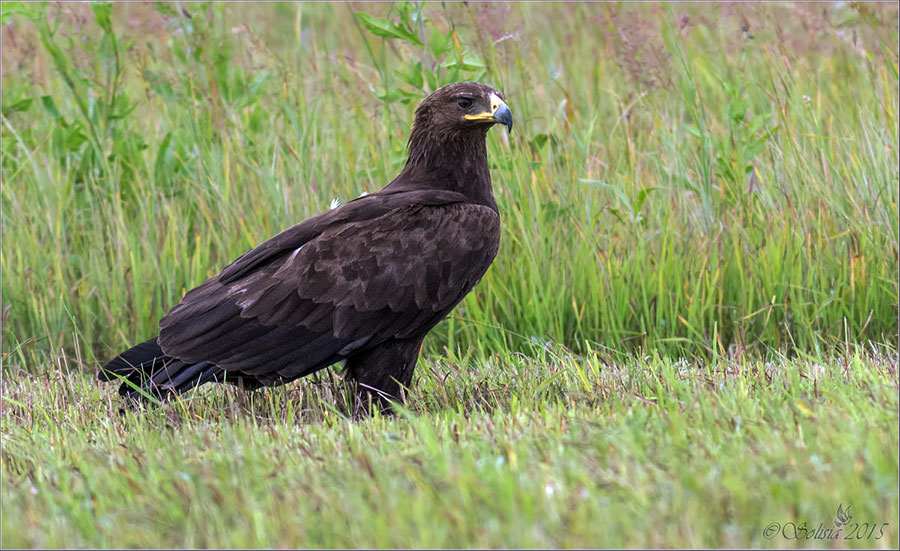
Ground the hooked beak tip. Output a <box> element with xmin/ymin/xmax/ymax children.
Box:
<box><xmin>493</xmin><ymin>103</ymin><xmax>513</xmax><ymax>134</ymax></box>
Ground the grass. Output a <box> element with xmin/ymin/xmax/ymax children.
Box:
<box><xmin>1</xmin><ymin>2</ymin><xmax>898</xmax><ymax>548</ymax></box>
<box><xmin>2</xmin><ymin>347</ymin><xmax>898</xmax><ymax>548</ymax></box>
<box><xmin>1</xmin><ymin>2</ymin><xmax>897</xmax><ymax>363</ymax></box>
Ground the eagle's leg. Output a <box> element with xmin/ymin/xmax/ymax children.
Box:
<box><xmin>344</xmin><ymin>336</ymin><xmax>425</xmax><ymax>415</ymax></box>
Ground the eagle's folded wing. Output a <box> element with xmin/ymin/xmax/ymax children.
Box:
<box><xmin>157</xmin><ymin>193</ymin><xmax>499</xmax><ymax>382</ymax></box>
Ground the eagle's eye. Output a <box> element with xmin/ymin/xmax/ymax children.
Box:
<box><xmin>456</xmin><ymin>97</ymin><xmax>473</xmax><ymax>109</ymax></box>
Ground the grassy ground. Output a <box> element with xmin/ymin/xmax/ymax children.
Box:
<box><xmin>1</xmin><ymin>2</ymin><xmax>898</xmax><ymax>549</ymax></box>
<box><xmin>3</xmin><ymin>348</ymin><xmax>898</xmax><ymax>548</ymax></box>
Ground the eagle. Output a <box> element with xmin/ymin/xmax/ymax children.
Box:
<box><xmin>99</xmin><ymin>81</ymin><xmax>513</xmax><ymax>411</ymax></box>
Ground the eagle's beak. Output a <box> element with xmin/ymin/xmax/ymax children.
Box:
<box><xmin>493</xmin><ymin>102</ymin><xmax>513</xmax><ymax>134</ymax></box>
<box><xmin>465</xmin><ymin>93</ymin><xmax>514</xmax><ymax>133</ymax></box>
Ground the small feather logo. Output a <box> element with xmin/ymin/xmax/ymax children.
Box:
<box><xmin>835</xmin><ymin>503</ymin><xmax>852</xmax><ymax>527</ymax></box>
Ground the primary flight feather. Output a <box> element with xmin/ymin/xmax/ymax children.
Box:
<box><xmin>99</xmin><ymin>81</ymin><xmax>512</xmax><ymax>410</ymax></box>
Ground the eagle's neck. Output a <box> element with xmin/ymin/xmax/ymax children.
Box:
<box><xmin>392</xmin><ymin>128</ymin><xmax>497</xmax><ymax>211</ymax></box>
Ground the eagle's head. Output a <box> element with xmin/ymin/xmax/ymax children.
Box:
<box><xmin>412</xmin><ymin>81</ymin><xmax>513</xmax><ymax>137</ymax></box>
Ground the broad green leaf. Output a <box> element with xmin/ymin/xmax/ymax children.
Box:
<box><xmin>355</xmin><ymin>12</ymin><xmax>422</xmax><ymax>45</ymax></box>
<box><xmin>1</xmin><ymin>98</ymin><xmax>33</xmax><ymax>117</ymax></box>
<box><xmin>606</xmin><ymin>207</ymin><xmax>625</xmax><ymax>224</ymax></box>
<box><xmin>634</xmin><ymin>187</ymin><xmax>657</xmax><ymax>216</ymax></box>
<box><xmin>424</xmin><ymin>67</ymin><xmax>438</xmax><ymax>91</ymax></box>
<box><xmin>0</xmin><ymin>1</ymin><xmax>45</xmax><ymax>24</ymax></box>
<box><xmin>154</xmin><ymin>131</ymin><xmax>173</xmax><ymax>183</ymax></box>
<box><xmin>40</xmin><ymin>95</ymin><xmax>61</xmax><ymax>119</ymax></box>
<box><xmin>395</xmin><ymin>62</ymin><xmax>423</xmax><ymax>90</ymax></box>
<box><xmin>430</xmin><ymin>27</ymin><xmax>452</xmax><ymax>58</ymax></box>
<box><xmin>442</xmin><ymin>56</ymin><xmax>485</xmax><ymax>72</ymax></box>
<box><xmin>530</xmin><ymin>133</ymin><xmax>549</xmax><ymax>149</ymax></box>
<box><xmin>374</xmin><ymin>87</ymin><xmax>420</xmax><ymax>104</ymax></box>
<box><xmin>92</xmin><ymin>2</ymin><xmax>113</xmax><ymax>32</ymax></box>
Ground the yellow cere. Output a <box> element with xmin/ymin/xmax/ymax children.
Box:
<box><xmin>465</xmin><ymin>93</ymin><xmax>505</xmax><ymax>121</ymax></box>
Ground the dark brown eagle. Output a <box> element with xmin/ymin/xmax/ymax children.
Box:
<box><xmin>99</xmin><ymin>81</ymin><xmax>512</xmax><ymax>410</ymax></box>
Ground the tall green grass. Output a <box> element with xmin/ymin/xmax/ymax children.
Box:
<box><xmin>2</xmin><ymin>2</ymin><xmax>898</xmax><ymax>369</ymax></box>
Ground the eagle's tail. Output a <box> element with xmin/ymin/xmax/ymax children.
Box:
<box><xmin>99</xmin><ymin>337</ymin><xmax>223</xmax><ymax>401</ymax></box>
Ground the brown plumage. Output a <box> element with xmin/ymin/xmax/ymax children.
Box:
<box><xmin>99</xmin><ymin>81</ymin><xmax>513</xmax><ymax>411</ymax></box>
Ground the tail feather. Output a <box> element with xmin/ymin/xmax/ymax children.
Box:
<box><xmin>99</xmin><ymin>337</ymin><xmax>224</xmax><ymax>401</ymax></box>
<box><xmin>98</xmin><ymin>337</ymin><xmax>165</xmax><ymax>381</ymax></box>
